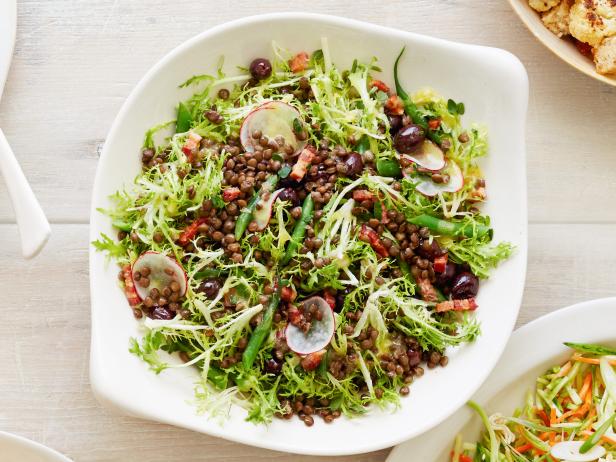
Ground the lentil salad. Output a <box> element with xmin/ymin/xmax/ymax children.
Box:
<box><xmin>94</xmin><ymin>39</ymin><xmax>513</xmax><ymax>425</ymax></box>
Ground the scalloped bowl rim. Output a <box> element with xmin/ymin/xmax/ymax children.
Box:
<box><xmin>89</xmin><ymin>12</ymin><xmax>528</xmax><ymax>456</ymax></box>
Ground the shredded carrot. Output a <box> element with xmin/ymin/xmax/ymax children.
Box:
<box><xmin>555</xmin><ymin>361</ymin><xmax>572</xmax><ymax>378</ymax></box>
<box><xmin>572</xmin><ymin>353</ymin><xmax>616</xmax><ymax>366</ymax></box>
<box><xmin>539</xmin><ymin>432</ymin><xmax>551</xmax><ymax>441</ymax></box>
<box><xmin>536</xmin><ymin>409</ymin><xmax>551</xmax><ymax>427</ymax></box>
<box><xmin>579</xmin><ymin>372</ymin><xmax>593</xmax><ymax>403</ymax></box>
<box><xmin>556</xmin><ymin>403</ymin><xmax>589</xmax><ymax>423</ymax></box>
<box><xmin>515</xmin><ymin>443</ymin><xmax>533</xmax><ymax>453</ymax></box>
<box><xmin>550</xmin><ymin>407</ymin><xmax>557</xmax><ymax>425</ymax></box>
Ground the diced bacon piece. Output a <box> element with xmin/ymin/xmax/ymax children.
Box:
<box><xmin>433</xmin><ymin>254</ymin><xmax>448</xmax><ymax>273</ymax></box>
<box><xmin>177</xmin><ymin>217</ymin><xmax>207</xmax><ymax>246</ymax></box>
<box><xmin>290</xmin><ymin>146</ymin><xmax>316</xmax><ymax>181</ymax></box>
<box><xmin>122</xmin><ymin>265</ymin><xmax>141</xmax><ymax>306</ymax></box>
<box><xmin>417</xmin><ymin>277</ymin><xmax>438</xmax><ymax>303</ymax></box>
<box><xmin>181</xmin><ymin>132</ymin><xmax>202</xmax><ymax>161</ymax></box>
<box><xmin>287</xmin><ymin>305</ymin><xmax>302</xmax><ymax>325</ymax></box>
<box><xmin>435</xmin><ymin>298</ymin><xmax>478</xmax><ymax>313</ymax></box>
<box><xmin>428</xmin><ymin>118</ymin><xmax>441</xmax><ymax>130</ymax></box>
<box><xmin>281</xmin><ymin>285</ymin><xmax>297</xmax><ymax>303</ymax></box>
<box><xmin>384</xmin><ymin>95</ymin><xmax>404</xmax><ymax>115</ymax></box>
<box><xmin>300</xmin><ymin>349</ymin><xmax>326</xmax><ymax>371</ymax></box>
<box><xmin>222</xmin><ymin>187</ymin><xmax>241</xmax><ymax>202</ymax></box>
<box><xmin>352</xmin><ymin>189</ymin><xmax>375</xmax><ymax>202</ymax></box>
<box><xmin>289</xmin><ymin>52</ymin><xmax>309</xmax><ymax>73</ymax></box>
<box><xmin>370</xmin><ymin>79</ymin><xmax>390</xmax><ymax>93</ymax></box>
<box><xmin>359</xmin><ymin>224</ymin><xmax>389</xmax><ymax>258</ymax></box>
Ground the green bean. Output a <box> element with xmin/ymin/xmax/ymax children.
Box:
<box><xmin>408</xmin><ymin>214</ymin><xmax>492</xmax><ymax>240</ymax></box>
<box><xmin>112</xmin><ymin>219</ymin><xmax>132</xmax><ymax>232</ymax></box>
<box><xmin>580</xmin><ymin>412</ymin><xmax>616</xmax><ymax>453</ymax></box>
<box><xmin>176</xmin><ymin>102</ymin><xmax>192</xmax><ymax>133</ymax></box>
<box><xmin>234</xmin><ymin>175</ymin><xmax>279</xmax><ymax>241</ymax></box>
<box><xmin>194</xmin><ymin>268</ymin><xmax>225</xmax><ymax>280</ymax></box>
<box><xmin>281</xmin><ymin>195</ymin><xmax>314</xmax><ymax>265</ymax></box>
<box><xmin>242</xmin><ymin>284</ymin><xmax>281</xmax><ymax>370</ymax></box>
<box><xmin>376</xmin><ymin>158</ymin><xmax>402</xmax><ymax>178</ymax></box>
<box><xmin>393</xmin><ymin>48</ymin><xmax>442</xmax><ymax>144</ymax></box>
<box><xmin>207</xmin><ymin>365</ymin><xmax>228</xmax><ymax>390</ymax></box>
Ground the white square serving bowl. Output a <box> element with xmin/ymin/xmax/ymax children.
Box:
<box><xmin>89</xmin><ymin>13</ymin><xmax>528</xmax><ymax>456</ymax></box>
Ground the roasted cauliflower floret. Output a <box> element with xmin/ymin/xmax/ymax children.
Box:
<box><xmin>569</xmin><ymin>0</ymin><xmax>616</xmax><ymax>48</ymax></box>
<box><xmin>595</xmin><ymin>35</ymin><xmax>616</xmax><ymax>73</ymax></box>
<box><xmin>542</xmin><ymin>0</ymin><xmax>572</xmax><ymax>36</ymax></box>
<box><xmin>530</xmin><ymin>0</ymin><xmax>562</xmax><ymax>12</ymax></box>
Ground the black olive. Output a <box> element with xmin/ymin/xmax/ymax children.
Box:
<box><xmin>197</xmin><ymin>279</ymin><xmax>222</xmax><ymax>299</ymax></box>
<box><xmin>450</xmin><ymin>272</ymin><xmax>479</xmax><ymax>299</ymax></box>
<box><xmin>388</xmin><ymin>114</ymin><xmax>403</xmax><ymax>135</ymax></box>
<box><xmin>264</xmin><ymin>358</ymin><xmax>282</xmax><ymax>374</ymax></box>
<box><xmin>278</xmin><ymin>188</ymin><xmax>300</xmax><ymax>206</ymax></box>
<box><xmin>150</xmin><ymin>306</ymin><xmax>173</xmax><ymax>320</ymax></box>
<box><xmin>344</xmin><ymin>152</ymin><xmax>364</xmax><ymax>177</ymax></box>
<box><xmin>249</xmin><ymin>58</ymin><xmax>272</xmax><ymax>80</ymax></box>
<box><xmin>435</xmin><ymin>262</ymin><xmax>457</xmax><ymax>288</ymax></box>
<box><xmin>394</xmin><ymin>124</ymin><xmax>426</xmax><ymax>154</ymax></box>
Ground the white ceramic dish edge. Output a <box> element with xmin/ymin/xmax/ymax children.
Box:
<box><xmin>387</xmin><ymin>297</ymin><xmax>616</xmax><ymax>462</ymax></box>
<box><xmin>0</xmin><ymin>431</ymin><xmax>73</xmax><ymax>462</ymax></box>
<box><xmin>89</xmin><ymin>12</ymin><xmax>528</xmax><ymax>456</ymax></box>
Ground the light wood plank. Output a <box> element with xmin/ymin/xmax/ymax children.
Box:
<box><xmin>0</xmin><ymin>0</ymin><xmax>614</xmax><ymax>223</ymax></box>
<box><xmin>1</xmin><ymin>223</ymin><xmax>615</xmax><ymax>460</ymax></box>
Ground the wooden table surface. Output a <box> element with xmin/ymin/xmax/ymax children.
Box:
<box><xmin>1</xmin><ymin>1</ymin><xmax>615</xmax><ymax>460</ymax></box>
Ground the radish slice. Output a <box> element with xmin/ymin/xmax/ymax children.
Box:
<box><xmin>550</xmin><ymin>441</ymin><xmax>605</xmax><ymax>461</ymax></box>
<box><xmin>415</xmin><ymin>159</ymin><xmax>464</xmax><ymax>197</ymax></box>
<box><xmin>286</xmin><ymin>296</ymin><xmax>335</xmax><ymax>355</ymax></box>
<box><xmin>402</xmin><ymin>140</ymin><xmax>445</xmax><ymax>171</ymax></box>
<box><xmin>132</xmin><ymin>251</ymin><xmax>187</xmax><ymax>301</ymax></box>
<box><xmin>240</xmin><ymin>101</ymin><xmax>306</xmax><ymax>155</ymax></box>
<box><xmin>253</xmin><ymin>188</ymin><xmax>283</xmax><ymax>230</ymax></box>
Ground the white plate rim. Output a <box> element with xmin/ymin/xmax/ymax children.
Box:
<box><xmin>88</xmin><ymin>12</ymin><xmax>529</xmax><ymax>456</ymax></box>
<box><xmin>387</xmin><ymin>296</ymin><xmax>616</xmax><ymax>462</ymax></box>
<box><xmin>0</xmin><ymin>431</ymin><xmax>73</xmax><ymax>462</ymax></box>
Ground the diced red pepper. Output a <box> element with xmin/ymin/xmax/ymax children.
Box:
<box><xmin>428</xmin><ymin>118</ymin><xmax>441</xmax><ymax>130</ymax></box>
<box><xmin>281</xmin><ymin>286</ymin><xmax>297</xmax><ymax>303</ymax></box>
<box><xmin>352</xmin><ymin>189</ymin><xmax>375</xmax><ymax>202</ymax></box>
<box><xmin>300</xmin><ymin>349</ymin><xmax>326</xmax><ymax>371</ymax></box>
<box><xmin>449</xmin><ymin>452</ymin><xmax>473</xmax><ymax>462</ymax></box>
<box><xmin>222</xmin><ymin>187</ymin><xmax>241</xmax><ymax>202</ymax></box>
<box><xmin>290</xmin><ymin>146</ymin><xmax>316</xmax><ymax>181</ymax></box>
<box><xmin>122</xmin><ymin>265</ymin><xmax>141</xmax><ymax>306</ymax></box>
<box><xmin>323</xmin><ymin>290</ymin><xmax>336</xmax><ymax>310</ymax></box>
<box><xmin>384</xmin><ymin>95</ymin><xmax>404</xmax><ymax>115</ymax></box>
<box><xmin>359</xmin><ymin>224</ymin><xmax>389</xmax><ymax>258</ymax></box>
<box><xmin>435</xmin><ymin>298</ymin><xmax>478</xmax><ymax>313</ymax></box>
<box><xmin>370</xmin><ymin>79</ymin><xmax>390</xmax><ymax>93</ymax></box>
<box><xmin>433</xmin><ymin>254</ymin><xmax>448</xmax><ymax>273</ymax></box>
<box><xmin>289</xmin><ymin>52</ymin><xmax>309</xmax><ymax>73</ymax></box>
<box><xmin>177</xmin><ymin>217</ymin><xmax>207</xmax><ymax>246</ymax></box>
<box><xmin>181</xmin><ymin>132</ymin><xmax>202</xmax><ymax>162</ymax></box>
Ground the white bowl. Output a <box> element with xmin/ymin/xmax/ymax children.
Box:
<box><xmin>89</xmin><ymin>13</ymin><xmax>528</xmax><ymax>456</ymax></box>
<box><xmin>387</xmin><ymin>297</ymin><xmax>616</xmax><ymax>462</ymax></box>
<box><xmin>0</xmin><ymin>432</ymin><xmax>72</xmax><ymax>462</ymax></box>
<box><xmin>508</xmin><ymin>0</ymin><xmax>616</xmax><ymax>87</ymax></box>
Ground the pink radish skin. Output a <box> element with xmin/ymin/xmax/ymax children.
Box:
<box><xmin>286</xmin><ymin>296</ymin><xmax>335</xmax><ymax>355</ymax></box>
<box><xmin>415</xmin><ymin>159</ymin><xmax>464</xmax><ymax>197</ymax></box>
<box><xmin>131</xmin><ymin>251</ymin><xmax>187</xmax><ymax>302</ymax></box>
<box><xmin>402</xmin><ymin>140</ymin><xmax>445</xmax><ymax>171</ymax></box>
<box><xmin>239</xmin><ymin>101</ymin><xmax>305</xmax><ymax>155</ymax></box>
<box><xmin>253</xmin><ymin>188</ymin><xmax>283</xmax><ymax>231</ymax></box>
